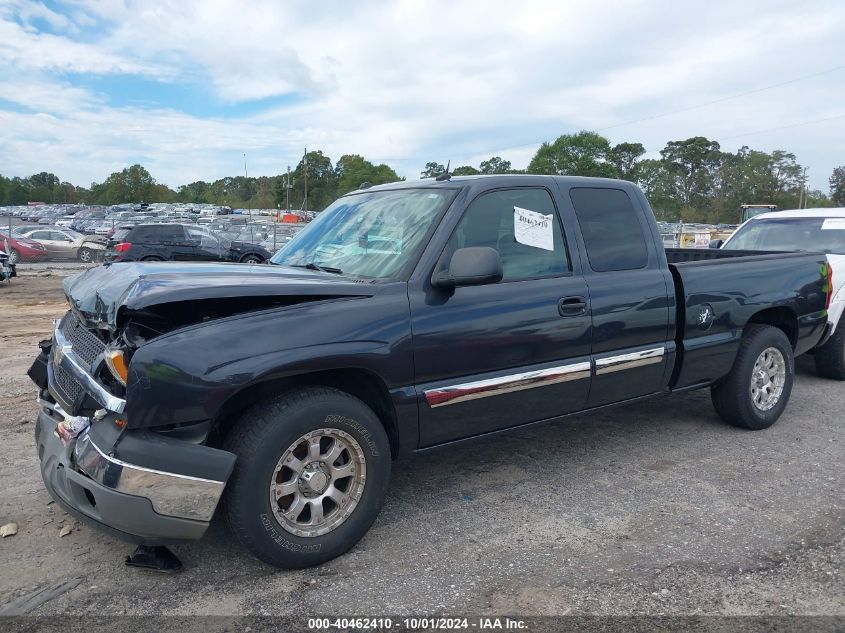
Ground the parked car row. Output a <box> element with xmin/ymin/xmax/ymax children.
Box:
<box><xmin>2</xmin><ymin>202</ymin><xmax>311</xmax><ymax>262</ymax></box>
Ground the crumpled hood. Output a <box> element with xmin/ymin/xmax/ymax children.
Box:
<box><xmin>64</xmin><ymin>261</ymin><xmax>374</xmax><ymax>329</ymax></box>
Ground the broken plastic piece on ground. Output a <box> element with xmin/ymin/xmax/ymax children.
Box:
<box><xmin>0</xmin><ymin>522</ymin><xmax>18</xmax><ymax>537</ymax></box>
<box><xmin>54</xmin><ymin>415</ymin><xmax>90</xmax><ymax>443</ymax></box>
<box><xmin>125</xmin><ymin>545</ymin><xmax>183</xmax><ymax>573</ymax></box>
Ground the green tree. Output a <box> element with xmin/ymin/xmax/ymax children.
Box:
<box><xmin>334</xmin><ymin>154</ymin><xmax>400</xmax><ymax>196</ymax></box>
<box><xmin>27</xmin><ymin>172</ymin><xmax>62</xmax><ymax>203</ymax></box>
<box><xmin>636</xmin><ymin>158</ymin><xmax>679</xmax><ymax>220</ymax></box>
<box><xmin>831</xmin><ymin>166</ymin><xmax>845</xmax><ymax>205</ymax></box>
<box><xmin>0</xmin><ymin>174</ymin><xmax>8</xmax><ymax>205</ymax></box>
<box><xmin>527</xmin><ymin>131</ymin><xmax>618</xmax><ymax>178</ymax></box>
<box><xmin>88</xmin><ymin>165</ymin><xmax>172</xmax><ymax>204</ymax></box>
<box><xmin>420</xmin><ymin>162</ymin><xmax>445</xmax><ymax>178</ymax></box>
<box><xmin>452</xmin><ymin>165</ymin><xmax>480</xmax><ymax>176</ymax></box>
<box><xmin>284</xmin><ymin>151</ymin><xmax>336</xmax><ymax>211</ymax></box>
<box><xmin>479</xmin><ymin>156</ymin><xmax>512</xmax><ymax>174</ymax></box>
<box><xmin>178</xmin><ymin>181</ymin><xmax>212</xmax><ymax>203</ymax></box>
<box><xmin>659</xmin><ymin>136</ymin><xmax>722</xmax><ymax>209</ymax></box>
<box><xmin>6</xmin><ymin>177</ymin><xmax>29</xmax><ymax>205</ymax></box>
<box><xmin>610</xmin><ymin>142</ymin><xmax>645</xmax><ymax>180</ymax></box>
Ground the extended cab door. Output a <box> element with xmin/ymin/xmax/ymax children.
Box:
<box><xmin>563</xmin><ymin>185</ymin><xmax>672</xmax><ymax>407</ymax></box>
<box><xmin>410</xmin><ymin>186</ymin><xmax>592</xmax><ymax>447</ymax></box>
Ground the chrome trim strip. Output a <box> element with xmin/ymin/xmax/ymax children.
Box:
<box><xmin>595</xmin><ymin>346</ymin><xmax>665</xmax><ymax>376</ymax></box>
<box><xmin>53</xmin><ymin>321</ymin><xmax>126</xmax><ymax>414</ymax></box>
<box><xmin>425</xmin><ymin>361</ymin><xmax>591</xmax><ymax>408</ymax></box>
<box><xmin>73</xmin><ymin>431</ymin><xmax>225</xmax><ymax>522</ymax></box>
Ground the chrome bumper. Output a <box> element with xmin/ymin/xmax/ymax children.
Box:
<box><xmin>52</xmin><ymin>320</ymin><xmax>126</xmax><ymax>414</ymax></box>
<box><xmin>40</xmin><ymin>398</ymin><xmax>225</xmax><ymax>523</ymax></box>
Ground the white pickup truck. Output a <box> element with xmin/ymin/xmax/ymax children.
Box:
<box><xmin>720</xmin><ymin>208</ymin><xmax>845</xmax><ymax>379</ymax></box>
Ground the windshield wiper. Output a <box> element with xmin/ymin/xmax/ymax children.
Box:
<box><xmin>290</xmin><ymin>262</ymin><xmax>344</xmax><ymax>274</ymax></box>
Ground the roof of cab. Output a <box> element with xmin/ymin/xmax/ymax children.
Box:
<box><xmin>356</xmin><ymin>174</ymin><xmax>635</xmax><ymax>193</ymax></box>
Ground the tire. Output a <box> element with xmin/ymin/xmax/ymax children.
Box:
<box><xmin>141</xmin><ymin>256</ymin><xmax>164</xmax><ymax>262</ymax></box>
<box><xmin>222</xmin><ymin>386</ymin><xmax>391</xmax><ymax>568</ymax></box>
<box><xmin>77</xmin><ymin>247</ymin><xmax>94</xmax><ymax>263</ymax></box>
<box><xmin>8</xmin><ymin>249</ymin><xmax>20</xmax><ymax>264</ymax></box>
<box><xmin>711</xmin><ymin>324</ymin><xmax>794</xmax><ymax>430</ymax></box>
<box><xmin>240</xmin><ymin>254</ymin><xmax>264</xmax><ymax>264</ymax></box>
<box><xmin>814</xmin><ymin>323</ymin><xmax>845</xmax><ymax>380</ymax></box>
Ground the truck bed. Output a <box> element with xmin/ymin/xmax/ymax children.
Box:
<box><xmin>665</xmin><ymin>247</ymin><xmax>828</xmax><ymax>391</ymax></box>
<box><xmin>665</xmin><ymin>247</ymin><xmax>788</xmax><ymax>263</ymax></box>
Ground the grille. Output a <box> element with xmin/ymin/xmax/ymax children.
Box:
<box><xmin>52</xmin><ymin>311</ymin><xmax>107</xmax><ymax>411</ymax></box>
<box><xmin>59</xmin><ymin>311</ymin><xmax>106</xmax><ymax>365</ymax></box>
<box><xmin>54</xmin><ymin>362</ymin><xmax>83</xmax><ymax>404</ymax></box>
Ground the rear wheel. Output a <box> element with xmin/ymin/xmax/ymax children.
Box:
<box><xmin>77</xmin><ymin>247</ymin><xmax>94</xmax><ymax>263</ymax></box>
<box><xmin>240</xmin><ymin>254</ymin><xmax>264</xmax><ymax>264</ymax></box>
<box><xmin>814</xmin><ymin>324</ymin><xmax>845</xmax><ymax>380</ymax></box>
<box><xmin>8</xmin><ymin>249</ymin><xmax>20</xmax><ymax>264</ymax></box>
<box><xmin>711</xmin><ymin>324</ymin><xmax>794</xmax><ymax>430</ymax></box>
<box><xmin>141</xmin><ymin>255</ymin><xmax>164</xmax><ymax>262</ymax></box>
<box><xmin>223</xmin><ymin>387</ymin><xmax>390</xmax><ymax>568</ymax></box>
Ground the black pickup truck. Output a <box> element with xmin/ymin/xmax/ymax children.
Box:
<box><xmin>29</xmin><ymin>175</ymin><xmax>832</xmax><ymax>568</ymax></box>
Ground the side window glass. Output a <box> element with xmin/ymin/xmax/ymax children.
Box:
<box><xmin>446</xmin><ymin>188</ymin><xmax>569</xmax><ymax>281</ymax></box>
<box><xmin>570</xmin><ymin>188</ymin><xmax>649</xmax><ymax>272</ymax></box>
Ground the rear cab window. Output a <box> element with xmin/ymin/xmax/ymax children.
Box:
<box><xmin>569</xmin><ymin>187</ymin><xmax>649</xmax><ymax>272</ymax></box>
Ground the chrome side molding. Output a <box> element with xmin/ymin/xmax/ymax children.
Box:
<box><xmin>425</xmin><ymin>361</ymin><xmax>591</xmax><ymax>408</ymax></box>
<box><xmin>595</xmin><ymin>346</ymin><xmax>665</xmax><ymax>375</ymax></box>
<box><xmin>424</xmin><ymin>345</ymin><xmax>667</xmax><ymax>408</ymax></box>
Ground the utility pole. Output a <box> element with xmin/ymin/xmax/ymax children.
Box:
<box><xmin>244</xmin><ymin>153</ymin><xmax>251</xmax><ymax>223</ymax></box>
<box><xmin>802</xmin><ymin>167</ymin><xmax>809</xmax><ymax>208</ymax></box>
<box><xmin>286</xmin><ymin>165</ymin><xmax>291</xmax><ymax>212</ymax></box>
<box><xmin>303</xmin><ymin>148</ymin><xmax>308</xmax><ymax>212</ymax></box>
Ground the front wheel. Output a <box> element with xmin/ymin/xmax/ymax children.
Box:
<box><xmin>8</xmin><ymin>249</ymin><xmax>20</xmax><ymax>265</ymax></box>
<box><xmin>77</xmin><ymin>247</ymin><xmax>94</xmax><ymax>263</ymax></box>
<box><xmin>711</xmin><ymin>324</ymin><xmax>794</xmax><ymax>430</ymax></box>
<box><xmin>223</xmin><ymin>387</ymin><xmax>390</xmax><ymax>568</ymax></box>
<box><xmin>240</xmin><ymin>254</ymin><xmax>264</xmax><ymax>264</ymax></box>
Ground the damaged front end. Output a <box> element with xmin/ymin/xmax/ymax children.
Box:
<box><xmin>28</xmin><ymin>310</ymin><xmax>235</xmax><ymax>545</ymax></box>
<box><xmin>29</xmin><ymin>261</ymin><xmax>372</xmax><ymax>545</ymax></box>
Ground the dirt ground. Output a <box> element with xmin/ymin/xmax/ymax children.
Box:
<box><xmin>0</xmin><ymin>266</ymin><xmax>842</xmax><ymax>618</ymax></box>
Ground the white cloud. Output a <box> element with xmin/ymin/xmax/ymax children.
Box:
<box><xmin>1</xmin><ymin>0</ymin><xmax>843</xmax><ymax>190</ymax></box>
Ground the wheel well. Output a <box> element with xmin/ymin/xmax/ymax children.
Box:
<box><xmin>211</xmin><ymin>369</ymin><xmax>400</xmax><ymax>458</ymax></box>
<box><xmin>745</xmin><ymin>307</ymin><xmax>798</xmax><ymax>349</ymax></box>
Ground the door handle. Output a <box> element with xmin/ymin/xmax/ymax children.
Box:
<box><xmin>558</xmin><ymin>296</ymin><xmax>588</xmax><ymax>317</ymax></box>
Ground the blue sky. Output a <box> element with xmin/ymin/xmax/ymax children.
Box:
<box><xmin>1</xmin><ymin>0</ymin><xmax>844</xmax><ymax>190</ymax></box>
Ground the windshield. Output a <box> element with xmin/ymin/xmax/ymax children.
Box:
<box><xmin>270</xmin><ymin>189</ymin><xmax>453</xmax><ymax>279</ymax></box>
<box><xmin>726</xmin><ymin>217</ymin><xmax>845</xmax><ymax>254</ymax></box>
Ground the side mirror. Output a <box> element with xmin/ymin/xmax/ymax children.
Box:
<box><xmin>709</xmin><ymin>239</ymin><xmax>724</xmax><ymax>249</ymax></box>
<box><xmin>432</xmin><ymin>246</ymin><xmax>503</xmax><ymax>289</ymax></box>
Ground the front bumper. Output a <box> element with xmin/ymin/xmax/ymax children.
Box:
<box><xmin>35</xmin><ymin>406</ymin><xmax>217</xmax><ymax>545</ymax></box>
<box><xmin>31</xmin><ymin>317</ymin><xmax>237</xmax><ymax>545</ymax></box>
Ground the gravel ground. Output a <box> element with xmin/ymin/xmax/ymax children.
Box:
<box><xmin>0</xmin><ymin>267</ymin><xmax>842</xmax><ymax>618</ymax></box>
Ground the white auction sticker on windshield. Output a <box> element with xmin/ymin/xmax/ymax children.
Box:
<box><xmin>514</xmin><ymin>206</ymin><xmax>554</xmax><ymax>251</ymax></box>
<box><xmin>821</xmin><ymin>218</ymin><xmax>845</xmax><ymax>230</ymax></box>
